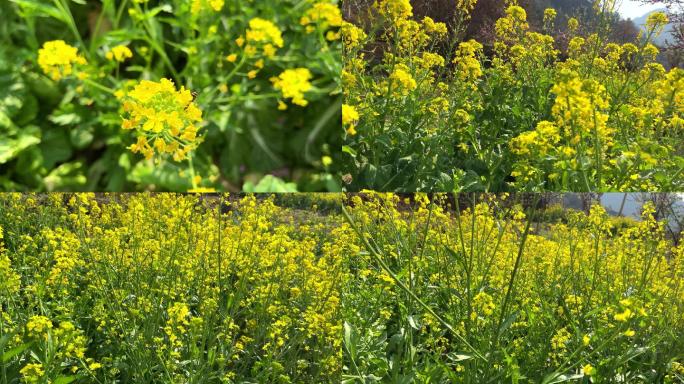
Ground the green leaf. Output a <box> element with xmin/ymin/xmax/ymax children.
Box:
<box><xmin>407</xmin><ymin>315</ymin><xmax>421</xmax><ymax>330</ymax></box>
<box><xmin>1</xmin><ymin>342</ymin><xmax>31</xmax><ymax>363</ymax></box>
<box><xmin>49</xmin><ymin>112</ymin><xmax>81</xmax><ymax>126</ymax></box>
<box><xmin>541</xmin><ymin>372</ymin><xmax>584</xmax><ymax>384</ymax></box>
<box><xmin>0</xmin><ymin>109</ymin><xmax>14</xmax><ymax>130</ymax></box>
<box><xmin>0</xmin><ymin>125</ymin><xmax>41</xmax><ymax>164</ymax></box>
<box><xmin>343</xmin><ymin>322</ymin><xmax>356</xmax><ymax>361</ymax></box>
<box><xmin>341</xmin><ymin>145</ymin><xmax>357</xmax><ymax>157</ymax></box>
<box><xmin>44</xmin><ymin>162</ymin><xmax>87</xmax><ymax>191</ymax></box>
<box><xmin>40</xmin><ymin>129</ymin><xmax>73</xmax><ymax>169</ymax></box>
<box><xmin>9</xmin><ymin>0</ymin><xmax>66</xmax><ymax>21</ymax></box>
<box><xmin>15</xmin><ymin>94</ymin><xmax>38</xmax><ymax>126</ymax></box>
<box><xmin>243</xmin><ymin>175</ymin><xmax>297</xmax><ymax>193</ymax></box>
<box><xmin>446</xmin><ymin>353</ymin><xmax>473</xmax><ymax>363</ymax></box>
<box><xmin>53</xmin><ymin>376</ymin><xmax>79</xmax><ymax>384</ymax></box>
<box><xmin>128</xmin><ymin>161</ymin><xmax>191</xmax><ymax>191</ymax></box>
<box><xmin>70</xmin><ymin>125</ymin><xmax>94</xmax><ymax>149</ymax></box>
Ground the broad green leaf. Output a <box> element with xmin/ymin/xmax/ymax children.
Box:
<box><xmin>0</xmin><ymin>125</ymin><xmax>41</xmax><ymax>164</ymax></box>
<box><xmin>1</xmin><ymin>342</ymin><xmax>31</xmax><ymax>363</ymax></box>
<box><xmin>243</xmin><ymin>175</ymin><xmax>297</xmax><ymax>193</ymax></box>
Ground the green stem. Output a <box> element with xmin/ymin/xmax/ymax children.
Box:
<box><xmin>54</xmin><ymin>0</ymin><xmax>89</xmax><ymax>60</ymax></box>
<box><xmin>83</xmin><ymin>78</ymin><xmax>116</xmax><ymax>94</ymax></box>
<box><xmin>341</xmin><ymin>204</ymin><xmax>487</xmax><ymax>362</ymax></box>
<box><xmin>188</xmin><ymin>153</ymin><xmax>198</xmax><ymax>189</ymax></box>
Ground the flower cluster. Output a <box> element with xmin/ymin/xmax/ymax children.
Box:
<box><xmin>121</xmin><ymin>78</ymin><xmax>203</xmax><ymax>161</ymax></box>
<box><xmin>271</xmin><ymin>68</ymin><xmax>313</xmax><ymax>108</ymax></box>
<box><xmin>342</xmin><ymin>104</ymin><xmax>360</xmax><ymax>135</ymax></box>
<box><xmin>454</xmin><ymin>40</ymin><xmax>484</xmax><ymax>82</ymax></box>
<box><xmin>106</xmin><ymin>45</ymin><xmax>133</xmax><ymax>62</ymax></box>
<box><xmin>301</xmin><ymin>2</ymin><xmax>343</xmax><ymax>39</ymax></box>
<box><xmin>374</xmin><ymin>0</ymin><xmax>413</xmax><ymax>22</ymax></box>
<box><xmin>191</xmin><ymin>0</ymin><xmax>224</xmax><ymax>14</ymax></box>
<box><xmin>37</xmin><ymin>40</ymin><xmax>87</xmax><ymax>81</ymax></box>
<box><xmin>242</xmin><ymin>18</ymin><xmax>284</xmax><ymax>58</ymax></box>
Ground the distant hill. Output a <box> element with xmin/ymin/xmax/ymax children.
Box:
<box><xmin>631</xmin><ymin>8</ymin><xmax>675</xmax><ymax>45</ymax></box>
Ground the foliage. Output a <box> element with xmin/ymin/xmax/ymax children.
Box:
<box><xmin>341</xmin><ymin>0</ymin><xmax>684</xmax><ymax>192</ymax></box>
<box><xmin>0</xmin><ymin>0</ymin><xmax>342</xmax><ymax>192</ymax></box>
<box><xmin>0</xmin><ymin>193</ymin><xmax>346</xmax><ymax>383</ymax></box>
<box><xmin>342</xmin><ymin>193</ymin><xmax>684</xmax><ymax>382</ymax></box>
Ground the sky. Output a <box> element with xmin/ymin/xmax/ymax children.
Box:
<box><xmin>616</xmin><ymin>0</ymin><xmax>666</xmax><ymax>20</ymax></box>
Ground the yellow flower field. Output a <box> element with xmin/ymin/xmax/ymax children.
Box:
<box><xmin>341</xmin><ymin>0</ymin><xmax>683</xmax><ymax>192</ymax></box>
<box><xmin>1</xmin><ymin>193</ymin><xmax>683</xmax><ymax>382</ymax></box>
<box><xmin>0</xmin><ymin>193</ymin><xmax>345</xmax><ymax>383</ymax></box>
<box><xmin>342</xmin><ymin>193</ymin><xmax>684</xmax><ymax>382</ymax></box>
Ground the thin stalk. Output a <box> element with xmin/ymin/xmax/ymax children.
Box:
<box><xmin>495</xmin><ymin>202</ymin><xmax>534</xmax><ymax>342</ymax></box>
<box><xmin>341</xmin><ymin>204</ymin><xmax>487</xmax><ymax>361</ymax></box>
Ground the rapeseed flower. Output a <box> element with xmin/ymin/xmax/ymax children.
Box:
<box><xmin>37</xmin><ymin>40</ymin><xmax>87</xmax><ymax>81</ymax></box>
<box><xmin>26</xmin><ymin>315</ymin><xmax>53</xmax><ymax>339</ymax></box>
<box><xmin>271</xmin><ymin>68</ymin><xmax>313</xmax><ymax>107</ymax></box>
<box><xmin>19</xmin><ymin>363</ymin><xmax>45</xmax><ymax>384</ymax></box>
<box><xmin>454</xmin><ymin>40</ymin><xmax>483</xmax><ymax>81</ymax></box>
<box><xmin>389</xmin><ymin>64</ymin><xmax>417</xmax><ymax>96</ymax></box>
<box><xmin>374</xmin><ymin>0</ymin><xmax>412</xmax><ymax>22</ymax></box>
<box><xmin>301</xmin><ymin>2</ymin><xmax>343</xmax><ymax>31</ymax></box>
<box><xmin>646</xmin><ymin>12</ymin><xmax>669</xmax><ymax>36</ymax></box>
<box><xmin>343</xmin><ymin>104</ymin><xmax>360</xmax><ymax>135</ymax></box>
<box><xmin>121</xmin><ymin>78</ymin><xmax>203</xmax><ymax>161</ymax></box>
<box><xmin>191</xmin><ymin>0</ymin><xmax>223</xmax><ymax>14</ymax></box>
<box><xmin>106</xmin><ymin>45</ymin><xmax>133</xmax><ymax>62</ymax></box>
<box><xmin>244</xmin><ymin>18</ymin><xmax>284</xmax><ymax>58</ymax></box>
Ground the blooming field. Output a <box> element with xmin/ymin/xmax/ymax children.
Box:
<box><xmin>342</xmin><ymin>194</ymin><xmax>684</xmax><ymax>382</ymax></box>
<box><xmin>0</xmin><ymin>193</ymin><xmax>346</xmax><ymax>383</ymax></box>
<box><xmin>341</xmin><ymin>0</ymin><xmax>684</xmax><ymax>192</ymax></box>
<box><xmin>0</xmin><ymin>0</ymin><xmax>341</xmax><ymax>192</ymax></box>
<box><xmin>1</xmin><ymin>193</ymin><xmax>683</xmax><ymax>383</ymax></box>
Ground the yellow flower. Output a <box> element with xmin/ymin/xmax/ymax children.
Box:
<box><xmin>422</xmin><ymin>17</ymin><xmax>448</xmax><ymax>37</ymax></box>
<box><xmin>226</xmin><ymin>53</ymin><xmax>238</xmax><ymax>63</ymax></box>
<box><xmin>322</xmin><ymin>156</ymin><xmax>333</xmax><ymax>166</ymax></box>
<box><xmin>20</xmin><ymin>363</ymin><xmax>45</xmax><ymax>384</ymax></box>
<box><xmin>544</xmin><ymin>8</ymin><xmax>557</xmax><ymax>27</ymax></box>
<box><xmin>121</xmin><ymin>79</ymin><xmax>203</xmax><ymax>161</ymax></box>
<box><xmin>456</xmin><ymin>0</ymin><xmax>478</xmax><ymax>15</ymax></box>
<box><xmin>0</xmin><ymin>226</ymin><xmax>20</xmax><ymax>296</ymax></box>
<box><xmin>37</xmin><ymin>40</ymin><xmax>87</xmax><ymax>81</ymax></box>
<box><xmin>624</xmin><ymin>328</ymin><xmax>636</xmax><ymax>337</ymax></box>
<box><xmin>544</xmin><ymin>8</ymin><xmax>557</xmax><ymax>22</ymax></box>
<box><xmin>583</xmin><ymin>364</ymin><xmax>595</xmax><ymax>376</ymax></box>
<box><xmin>26</xmin><ymin>315</ymin><xmax>53</xmax><ymax>339</ymax></box>
<box><xmin>342</xmin><ymin>104</ymin><xmax>360</xmax><ymax>127</ymax></box>
<box><xmin>106</xmin><ymin>45</ymin><xmax>133</xmax><ymax>62</ymax></box>
<box><xmin>271</xmin><ymin>68</ymin><xmax>313</xmax><ymax>107</ymax></box>
<box><xmin>454</xmin><ymin>40</ymin><xmax>483</xmax><ymax>81</ymax></box>
<box><xmin>646</xmin><ymin>12</ymin><xmax>668</xmax><ymax>35</ymax></box>
<box><xmin>245</xmin><ymin>18</ymin><xmax>284</xmax><ymax>57</ymax></box>
<box><xmin>614</xmin><ymin>308</ymin><xmax>632</xmax><ymax>322</ymax></box>
<box><xmin>342</xmin><ymin>22</ymin><xmax>367</xmax><ymax>50</ymax></box>
<box><xmin>374</xmin><ymin>0</ymin><xmax>413</xmax><ymax>22</ymax></box>
<box><xmin>191</xmin><ymin>0</ymin><xmax>223</xmax><ymax>14</ymax></box>
<box><xmin>389</xmin><ymin>64</ymin><xmax>417</xmax><ymax>96</ymax></box>
<box><xmin>300</xmin><ymin>3</ymin><xmax>342</xmax><ymax>29</ymax></box>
